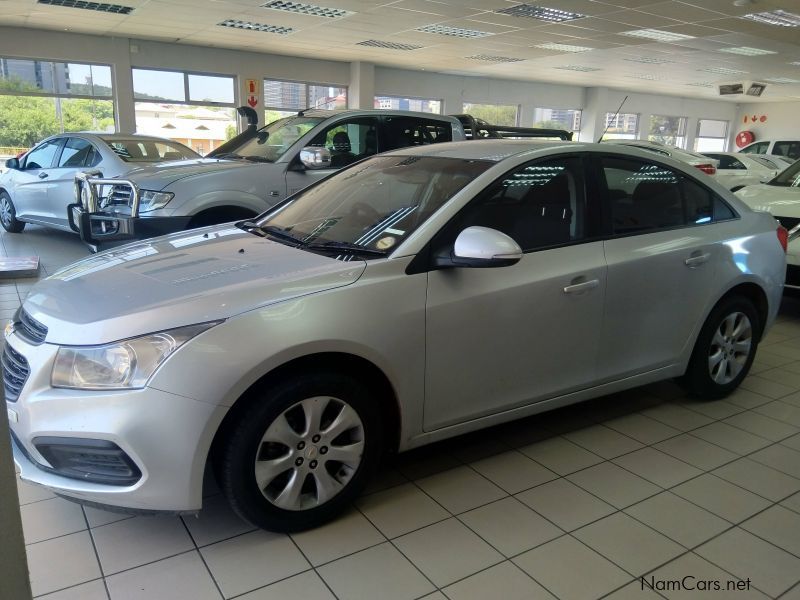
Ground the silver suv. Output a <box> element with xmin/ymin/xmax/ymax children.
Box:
<box><xmin>7</xmin><ymin>140</ymin><xmax>785</xmax><ymax>532</ymax></box>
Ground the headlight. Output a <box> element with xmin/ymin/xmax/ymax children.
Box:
<box><xmin>138</xmin><ymin>190</ymin><xmax>174</xmax><ymax>213</ymax></box>
<box><xmin>51</xmin><ymin>322</ymin><xmax>218</xmax><ymax>390</ymax></box>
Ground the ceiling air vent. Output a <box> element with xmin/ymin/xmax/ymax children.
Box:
<box><xmin>218</xmin><ymin>19</ymin><xmax>294</xmax><ymax>34</ymax></box>
<box><xmin>495</xmin><ymin>4</ymin><xmax>585</xmax><ymax>23</ymax></box>
<box><xmin>415</xmin><ymin>24</ymin><xmax>493</xmax><ymax>38</ymax></box>
<box><xmin>719</xmin><ymin>83</ymin><xmax>744</xmax><ymax>95</ymax></box>
<box><xmin>260</xmin><ymin>1</ymin><xmax>352</xmax><ymax>19</ymax></box>
<box><xmin>357</xmin><ymin>40</ymin><xmax>423</xmax><ymax>50</ymax></box>
<box><xmin>466</xmin><ymin>54</ymin><xmax>524</xmax><ymax>63</ymax></box>
<box><xmin>37</xmin><ymin>0</ymin><xmax>134</xmax><ymax>14</ymax></box>
<box><xmin>747</xmin><ymin>83</ymin><xmax>767</xmax><ymax>96</ymax></box>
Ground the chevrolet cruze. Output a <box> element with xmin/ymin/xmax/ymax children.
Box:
<box><xmin>5</xmin><ymin>140</ymin><xmax>786</xmax><ymax>532</ymax></box>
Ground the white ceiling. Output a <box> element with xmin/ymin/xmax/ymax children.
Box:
<box><xmin>3</xmin><ymin>0</ymin><xmax>800</xmax><ymax>102</ymax></box>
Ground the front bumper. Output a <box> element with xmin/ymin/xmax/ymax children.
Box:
<box><xmin>6</xmin><ymin>333</ymin><xmax>226</xmax><ymax>512</ymax></box>
<box><xmin>68</xmin><ymin>203</ymin><xmax>191</xmax><ymax>250</ymax></box>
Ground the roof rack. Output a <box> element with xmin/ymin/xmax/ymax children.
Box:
<box><xmin>452</xmin><ymin>114</ymin><xmax>573</xmax><ymax>142</ymax></box>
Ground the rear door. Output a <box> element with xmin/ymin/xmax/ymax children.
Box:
<box><xmin>45</xmin><ymin>137</ymin><xmax>102</xmax><ymax>227</ymax></box>
<box><xmin>13</xmin><ymin>138</ymin><xmax>64</xmax><ymax>222</ymax></box>
<box><xmin>595</xmin><ymin>154</ymin><xmax>737</xmax><ymax>380</ymax></box>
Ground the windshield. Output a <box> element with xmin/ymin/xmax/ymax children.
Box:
<box><xmin>226</xmin><ymin>116</ymin><xmax>323</xmax><ymax>162</ymax></box>
<box><xmin>768</xmin><ymin>160</ymin><xmax>800</xmax><ymax>188</ymax></box>
<box><xmin>104</xmin><ymin>139</ymin><xmax>198</xmax><ymax>162</ymax></box>
<box><xmin>255</xmin><ymin>155</ymin><xmax>492</xmax><ymax>256</ymax></box>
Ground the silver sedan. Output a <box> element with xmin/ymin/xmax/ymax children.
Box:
<box><xmin>6</xmin><ymin>140</ymin><xmax>786</xmax><ymax>532</ymax></box>
<box><xmin>0</xmin><ymin>132</ymin><xmax>198</xmax><ymax>233</ymax></box>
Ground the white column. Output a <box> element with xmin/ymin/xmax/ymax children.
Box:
<box><xmin>113</xmin><ymin>39</ymin><xmax>136</xmax><ymax>133</ymax></box>
<box><xmin>578</xmin><ymin>87</ymin><xmax>609</xmax><ymax>143</ymax></box>
<box><xmin>349</xmin><ymin>62</ymin><xmax>375</xmax><ymax>109</ymax></box>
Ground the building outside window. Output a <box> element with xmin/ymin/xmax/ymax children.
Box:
<box><xmin>649</xmin><ymin>115</ymin><xmax>688</xmax><ymax>148</ymax></box>
<box><xmin>533</xmin><ymin>107</ymin><xmax>582</xmax><ymax>132</ymax></box>
<box><xmin>462</xmin><ymin>102</ymin><xmax>519</xmax><ymax>127</ymax></box>
<box><xmin>694</xmin><ymin>119</ymin><xmax>729</xmax><ymax>152</ymax></box>
<box><xmin>264</xmin><ymin>79</ymin><xmax>347</xmax><ymax>124</ymax></box>
<box><xmin>0</xmin><ymin>57</ymin><xmax>114</xmax><ymax>158</ymax></box>
<box><xmin>602</xmin><ymin>112</ymin><xmax>639</xmax><ymax>139</ymax></box>
<box><xmin>374</xmin><ymin>96</ymin><xmax>441</xmax><ymax>114</ymax></box>
<box><xmin>132</xmin><ymin>68</ymin><xmax>237</xmax><ymax>156</ymax></box>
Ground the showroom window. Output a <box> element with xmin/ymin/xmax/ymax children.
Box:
<box><xmin>533</xmin><ymin>107</ymin><xmax>582</xmax><ymax>132</ymax></box>
<box><xmin>694</xmin><ymin>119</ymin><xmax>729</xmax><ymax>152</ymax></box>
<box><xmin>264</xmin><ymin>79</ymin><xmax>347</xmax><ymax>124</ymax></box>
<box><xmin>374</xmin><ymin>95</ymin><xmax>442</xmax><ymax>114</ymax></box>
<box><xmin>0</xmin><ymin>57</ymin><xmax>114</xmax><ymax>154</ymax></box>
<box><xmin>603</xmin><ymin>112</ymin><xmax>639</xmax><ymax>139</ymax></box>
<box><xmin>649</xmin><ymin>115</ymin><xmax>688</xmax><ymax>148</ymax></box>
<box><xmin>132</xmin><ymin>68</ymin><xmax>237</xmax><ymax>156</ymax></box>
<box><xmin>462</xmin><ymin>102</ymin><xmax>519</xmax><ymax>126</ymax></box>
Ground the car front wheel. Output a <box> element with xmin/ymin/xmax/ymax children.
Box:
<box><xmin>0</xmin><ymin>191</ymin><xmax>25</xmax><ymax>233</ymax></box>
<box><xmin>680</xmin><ymin>296</ymin><xmax>759</xmax><ymax>399</ymax></box>
<box><xmin>215</xmin><ymin>372</ymin><xmax>382</xmax><ymax>532</ymax></box>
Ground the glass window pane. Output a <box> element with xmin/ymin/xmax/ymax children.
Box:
<box><xmin>695</xmin><ymin>138</ymin><xmax>726</xmax><ymax>152</ymax></box>
<box><xmin>188</xmin><ymin>74</ymin><xmax>234</xmax><ymax>104</ymax></box>
<box><xmin>533</xmin><ymin>108</ymin><xmax>581</xmax><ymax>132</ymax></box>
<box><xmin>308</xmin><ymin>84</ymin><xmax>347</xmax><ymax>109</ymax></box>
<box><xmin>648</xmin><ymin>115</ymin><xmax>688</xmax><ymax>148</ymax></box>
<box><xmin>266</xmin><ymin>109</ymin><xmax>298</xmax><ymax>123</ymax></box>
<box><xmin>603</xmin><ymin>112</ymin><xmax>639</xmax><ymax>139</ymax></box>
<box><xmin>374</xmin><ymin>96</ymin><xmax>442</xmax><ymax>114</ymax></box>
<box><xmin>24</xmin><ymin>138</ymin><xmax>62</xmax><ymax>169</ymax></box>
<box><xmin>133</xmin><ymin>69</ymin><xmax>185</xmax><ymax>102</ymax></box>
<box><xmin>60</xmin><ymin>99</ymin><xmax>115</xmax><ymax>133</ymax></box>
<box><xmin>462</xmin><ymin>102</ymin><xmax>518</xmax><ymax>127</ymax></box>
<box><xmin>58</xmin><ymin>137</ymin><xmax>94</xmax><ymax>168</ymax></box>
<box><xmin>698</xmin><ymin>119</ymin><xmax>727</xmax><ymax>138</ymax></box>
<box><xmin>264</xmin><ymin>79</ymin><xmax>306</xmax><ymax>111</ymax></box>
<box><xmin>0</xmin><ymin>58</ymin><xmax>58</xmax><ymax>93</ymax></box>
<box><xmin>104</xmin><ymin>138</ymin><xmax>198</xmax><ymax>162</ymax></box>
<box><xmin>134</xmin><ymin>102</ymin><xmax>237</xmax><ymax>155</ymax></box>
<box><xmin>308</xmin><ymin>118</ymin><xmax>379</xmax><ymax>168</ymax></box>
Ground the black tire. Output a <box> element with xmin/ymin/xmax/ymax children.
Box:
<box><xmin>0</xmin><ymin>191</ymin><xmax>25</xmax><ymax>233</ymax></box>
<box><xmin>215</xmin><ymin>371</ymin><xmax>383</xmax><ymax>532</ymax></box>
<box><xmin>680</xmin><ymin>295</ymin><xmax>760</xmax><ymax>399</ymax></box>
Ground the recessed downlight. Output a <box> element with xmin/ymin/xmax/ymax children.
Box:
<box><xmin>260</xmin><ymin>1</ymin><xmax>352</xmax><ymax>19</ymax></box>
<box><xmin>495</xmin><ymin>4</ymin><xmax>585</xmax><ymax>23</ymax></box>
<box><xmin>218</xmin><ymin>19</ymin><xmax>294</xmax><ymax>34</ymax></box>
<box><xmin>621</xmin><ymin>29</ymin><xmax>695</xmax><ymax>42</ymax></box>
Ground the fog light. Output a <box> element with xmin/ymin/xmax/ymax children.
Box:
<box><xmin>33</xmin><ymin>437</ymin><xmax>141</xmax><ymax>486</ymax></box>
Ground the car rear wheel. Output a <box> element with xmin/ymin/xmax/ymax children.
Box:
<box><xmin>215</xmin><ymin>372</ymin><xmax>382</xmax><ymax>532</ymax></box>
<box><xmin>0</xmin><ymin>192</ymin><xmax>25</xmax><ymax>233</ymax></box>
<box><xmin>680</xmin><ymin>296</ymin><xmax>759</xmax><ymax>399</ymax></box>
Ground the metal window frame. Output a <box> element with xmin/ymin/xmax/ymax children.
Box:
<box><xmin>0</xmin><ymin>55</ymin><xmax>114</xmax><ymax>99</ymax></box>
<box><xmin>132</xmin><ymin>66</ymin><xmax>238</xmax><ymax>107</ymax></box>
<box><xmin>604</xmin><ymin>111</ymin><xmax>640</xmax><ymax>137</ymax></box>
<box><xmin>461</xmin><ymin>101</ymin><xmax>521</xmax><ymax>127</ymax></box>
<box><xmin>263</xmin><ymin>77</ymin><xmax>349</xmax><ymax>112</ymax></box>
<box><xmin>373</xmin><ymin>94</ymin><xmax>443</xmax><ymax>114</ymax></box>
<box><xmin>532</xmin><ymin>106</ymin><xmax>583</xmax><ymax>132</ymax></box>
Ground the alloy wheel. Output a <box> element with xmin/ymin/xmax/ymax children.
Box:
<box><xmin>708</xmin><ymin>311</ymin><xmax>752</xmax><ymax>385</ymax></box>
<box><xmin>0</xmin><ymin>197</ymin><xmax>12</xmax><ymax>227</ymax></box>
<box><xmin>253</xmin><ymin>396</ymin><xmax>365</xmax><ymax>511</ymax></box>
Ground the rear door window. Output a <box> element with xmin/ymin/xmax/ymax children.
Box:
<box><xmin>382</xmin><ymin>116</ymin><xmax>453</xmax><ymax>151</ymax></box>
<box><xmin>58</xmin><ymin>138</ymin><xmax>98</xmax><ymax>168</ymax></box>
<box><xmin>741</xmin><ymin>142</ymin><xmax>769</xmax><ymax>155</ymax></box>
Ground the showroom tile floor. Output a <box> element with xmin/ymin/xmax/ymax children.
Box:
<box><xmin>6</xmin><ymin>226</ymin><xmax>800</xmax><ymax>600</ymax></box>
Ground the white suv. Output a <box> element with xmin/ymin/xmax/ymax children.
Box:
<box><xmin>740</xmin><ymin>140</ymin><xmax>800</xmax><ymax>161</ymax></box>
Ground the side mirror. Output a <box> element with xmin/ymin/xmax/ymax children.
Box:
<box><xmin>5</xmin><ymin>157</ymin><xmax>19</xmax><ymax>170</ymax></box>
<box><xmin>449</xmin><ymin>226</ymin><xmax>523</xmax><ymax>268</ymax></box>
<box><xmin>299</xmin><ymin>146</ymin><xmax>331</xmax><ymax>170</ymax></box>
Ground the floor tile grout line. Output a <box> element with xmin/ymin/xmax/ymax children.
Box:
<box><xmin>177</xmin><ymin>515</ymin><xmax>226</xmax><ymax>600</ymax></box>
<box><xmin>29</xmin><ymin>576</ymin><xmax>108</xmax><ymax>600</ymax></box>
<box><xmin>79</xmin><ymin>506</ymin><xmax>112</xmax><ymax>600</ymax></box>
<box><xmin>778</xmin><ymin>579</ymin><xmax>800</xmax><ymax>599</ymax></box>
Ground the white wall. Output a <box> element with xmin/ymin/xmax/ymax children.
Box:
<box><xmin>0</xmin><ymin>26</ymin><xmax>741</xmax><ymax>147</ymax></box>
<box><xmin>733</xmin><ymin>101</ymin><xmax>800</xmax><ymax>146</ymax></box>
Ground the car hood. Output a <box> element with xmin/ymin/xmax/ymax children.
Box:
<box><xmin>23</xmin><ymin>226</ymin><xmax>366</xmax><ymax>345</ymax></box>
<box><xmin>735</xmin><ymin>184</ymin><xmax>800</xmax><ymax>217</ymax></box>
<box><xmin>123</xmin><ymin>158</ymin><xmax>267</xmax><ymax>191</ymax></box>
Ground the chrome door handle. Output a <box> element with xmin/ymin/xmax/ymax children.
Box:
<box><xmin>38</xmin><ymin>172</ymin><xmax>48</xmax><ymax>179</ymax></box>
<box><xmin>563</xmin><ymin>279</ymin><xmax>599</xmax><ymax>294</ymax></box>
<box><xmin>684</xmin><ymin>253</ymin><xmax>710</xmax><ymax>268</ymax></box>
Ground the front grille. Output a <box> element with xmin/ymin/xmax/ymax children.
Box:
<box><xmin>2</xmin><ymin>344</ymin><xmax>30</xmax><ymax>402</ymax></box>
<box><xmin>102</xmin><ymin>185</ymin><xmax>133</xmax><ymax>209</ymax></box>
<box><xmin>16</xmin><ymin>309</ymin><xmax>47</xmax><ymax>345</ymax></box>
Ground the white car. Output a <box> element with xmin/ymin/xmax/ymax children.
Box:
<box><xmin>740</xmin><ymin>140</ymin><xmax>800</xmax><ymax>162</ymax></box>
<box><xmin>603</xmin><ymin>139</ymin><xmax>719</xmax><ymax>175</ymax></box>
<box><xmin>702</xmin><ymin>152</ymin><xmax>789</xmax><ymax>192</ymax></box>
<box><xmin>0</xmin><ymin>133</ymin><xmax>199</xmax><ymax>233</ymax></box>
<box><xmin>736</xmin><ymin>160</ymin><xmax>800</xmax><ymax>289</ymax></box>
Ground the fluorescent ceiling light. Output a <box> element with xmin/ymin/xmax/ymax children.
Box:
<box><xmin>37</xmin><ymin>0</ymin><xmax>133</xmax><ymax>13</ymax></box>
<box><xmin>626</xmin><ymin>73</ymin><xmax>663</xmax><ymax>80</ymax></box>
<box><xmin>741</xmin><ymin>10</ymin><xmax>800</xmax><ymax>27</ymax></box>
<box><xmin>624</xmin><ymin>57</ymin><xmax>673</xmax><ymax>64</ymax></box>
<box><xmin>260</xmin><ymin>1</ymin><xmax>351</xmax><ymax>18</ymax></box>
<box><xmin>700</xmin><ymin>66</ymin><xmax>749</xmax><ymax>75</ymax></box>
<box><xmin>357</xmin><ymin>40</ymin><xmax>423</xmax><ymax>50</ymax></box>
<box><xmin>415</xmin><ymin>24</ymin><xmax>493</xmax><ymax>38</ymax></box>
<box><xmin>535</xmin><ymin>42</ymin><xmax>593</xmax><ymax>52</ymax></box>
<box><xmin>686</xmin><ymin>82</ymin><xmax>714</xmax><ymax>87</ymax></box>
<box><xmin>466</xmin><ymin>54</ymin><xmax>525</xmax><ymax>63</ymax></box>
<box><xmin>553</xmin><ymin>65</ymin><xmax>602</xmax><ymax>71</ymax></box>
<box><xmin>718</xmin><ymin>46</ymin><xmax>777</xmax><ymax>56</ymax></box>
<box><xmin>621</xmin><ymin>29</ymin><xmax>695</xmax><ymax>42</ymax></box>
<box><xmin>763</xmin><ymin>77</ymin><xmax>800</xmax><ymax>83</ymax></box>
<box><xmin>495</xmin><ymin>4</ymin><xmax>585</xmax><ymax>22</ymax></box>
<box><xmin>218</xmin><ymin>19</ymin><xmax>294</xmax><ymax>34</ymax></box>
<box><xmin>791</xmin><ymin>61</ymin><xmax>800</xmax><ymax>66</ymax></box>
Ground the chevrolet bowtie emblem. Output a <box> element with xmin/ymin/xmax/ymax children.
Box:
<box><xmin>4</xmin><ymin>320</ymin><xmax>14</xmax><ymax>338</ymax></box>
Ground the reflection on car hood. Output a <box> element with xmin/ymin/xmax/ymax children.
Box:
<box><xmin>735</xmin><ymin>184</ymin><xmax>800</xmax><ymax>217</ymax></box>
<box><xmin>123</xmin><ymin>158</ymin><xmax>266</xmax><ymax>191</ymax></box>
<box><xmin>24</xmin><ymin>226</ymin><xmax>366</xmax><ymax>345</ymax></box>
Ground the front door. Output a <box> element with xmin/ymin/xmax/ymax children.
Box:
<box><xmin>424</xmin><ymin>155</ymin><xmax>607</xmax><ymax>430</ymax></box>
<box><xmin>13</xmin><ymin>138</ymin><xmax>64</xmax><ymax>222</ymax></box>
<box><xmin>46</xmin><ymin>137</ymin><xmax>101</xmax><ymax>228</ymax></box>
<box><xmin>285</xmin><ymin>117</ymin><xmax>380</xmax><ymax>197</ymax></box>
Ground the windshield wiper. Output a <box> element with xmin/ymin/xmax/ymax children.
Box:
<box><xmin>237</xmin><ymin>222</ymin><xmax>303</xmax><ymax>245</ymax></box>
<box><xmin>243</xmin><ymin>155</ymin><xmax>271</xmax><ymax>163</ymax></box>
<box><xmin>214</xmin><ymin>152</ymin><xmax>246</xmax><ymax>160</ymax></box>
<box><xmin>305</xmin><ymin>241</ymin><xmax>386</xmax><ymax>257</ymax></box>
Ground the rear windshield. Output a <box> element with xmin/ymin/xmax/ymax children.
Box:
<box><xmin>104</xmin><ymin>139</ymin><xmax>199</xmax><ymax>162</ymax></box>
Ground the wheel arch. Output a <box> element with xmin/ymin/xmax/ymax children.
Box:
<box><xmin>716</xmin><ymin>281</ymin><xmax>770</xmax><ymax>340</ymax></box>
